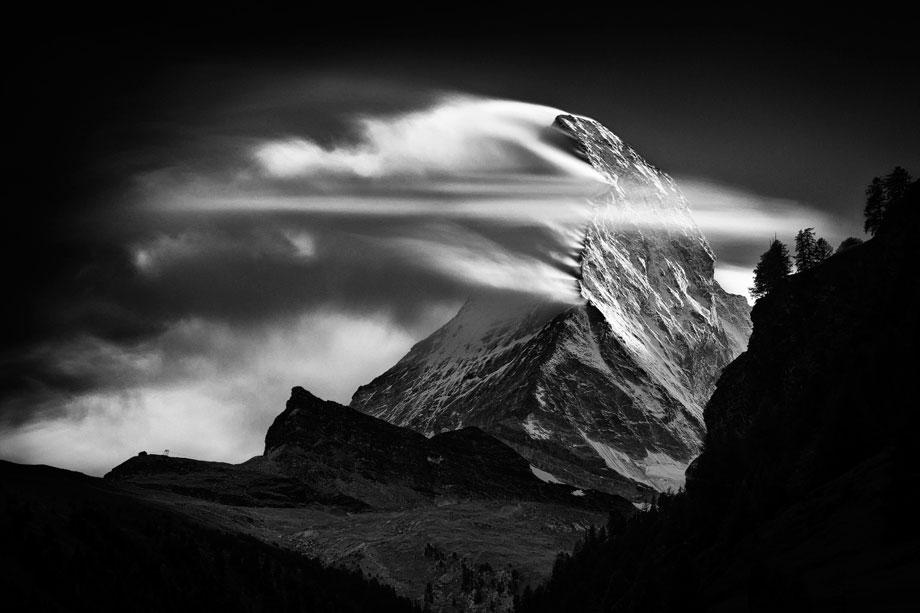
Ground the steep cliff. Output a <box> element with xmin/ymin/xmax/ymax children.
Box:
<box><xmin>351</xmin><ymin>114</ymin><xmax>750</xmax><ymax>496</ymax></box>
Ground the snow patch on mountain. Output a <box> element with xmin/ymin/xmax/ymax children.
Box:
<box><xmin>523</xmin><ymin>414</ymin><xmax>553</xmax><ymax>441</ymax></box>
<box><xmin>530</xmin><ymin>464</ymin><xmax>565</xmax><ymax>484</ymax></box>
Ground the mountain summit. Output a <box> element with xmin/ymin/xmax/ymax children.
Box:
<box><xmin>351</xmin><ymin>114</ymin><xmax>750</xmax><ymax>497</ymax></box>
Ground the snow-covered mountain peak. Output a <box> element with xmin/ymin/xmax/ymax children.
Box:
<box><xmin>352</xmin><ymin>113</ymin><xmax>751</xmax><ymax>496</ymax></box>
<box><xmin>554</xmin><ymin>115</ymin><xmax>670</xmax><ymax>196</ymax></box>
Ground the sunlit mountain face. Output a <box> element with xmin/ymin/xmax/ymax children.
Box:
<box><xmin>350</xmin><ymin>112</ymin><xmax>751</xmax><ymax>497</ymax></box>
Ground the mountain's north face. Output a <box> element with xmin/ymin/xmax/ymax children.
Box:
<box><xmin>351</xmin><ymin>114</ymin><xmax>751</xmax><ymax>497</ymax></box>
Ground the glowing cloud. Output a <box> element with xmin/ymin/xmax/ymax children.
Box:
<box><xmin>679</xmin><ymin>178</ymin><xmax>844</xmax><ymax>243</ymax></box>
<box><xmin>252</xmin><ymin>97</ymin><xmax>604</xmax><ymax>182</ymax></box>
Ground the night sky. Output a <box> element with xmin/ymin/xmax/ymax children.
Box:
<box><xmin>2</xmin><ymin>6</ymin><xmax>917</xmax><ymax>473</ymax></box>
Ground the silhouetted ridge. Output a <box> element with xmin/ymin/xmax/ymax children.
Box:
<box><xmin>0</xmin><ymin>461</ymin><xmax>416</xmax><ymax>613</ymax></box>
<box><xmin>519</xmin><ymin>182</ymin><xmax>920</xmax><ymax>612</ymax></box>
<box><xmin>264</xmin><ymin>386</ymin><xmax>426</xmax><ymax>457</ymax></box>
<box><xmin>107</xmin><ymin>387</ymin><xmax>629</xmax><ymax>512</ymax></box>
<box><xmin>106</xmin><ymin>453</ymin><xmax>352</xmax><ymax>508</ymax></box>
<box><xmin>262</xmin><ymin>387</ymin><xmax>631</xmax><ymax>510</ymax></box>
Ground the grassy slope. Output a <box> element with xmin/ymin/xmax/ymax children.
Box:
<box><xmin>0</xmin><ymin>460</ymin><xmax>416</xmax><ymax>613</ymax></box>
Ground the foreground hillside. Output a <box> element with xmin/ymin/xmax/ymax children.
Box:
<box><xmin>0</xmin><ymin>461</ymin><xmax>415</xmax><ymax>613</ymax></box>
<box><xmin>4</xmin><ymin>389</ymin><xmax>630</xmax><ymax>611</ymax></box>
<box><xmin>518</xmin><ymin>184</ymin><xmax>920</xmax><ymax>611</ymax></box>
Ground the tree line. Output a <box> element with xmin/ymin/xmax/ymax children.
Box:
<box><xmin>750</xmin><ymin>166</ymin><xmax>913</xmax><ymax>299</ymax></box>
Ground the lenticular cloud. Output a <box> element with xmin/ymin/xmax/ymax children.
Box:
<box><xmin>251</xmin><ymin>97</ymin><xmax>604</xmax><ymax>182</ymax></box>
<box><xmin>140</xmin><ymin>96</ymin><xmax>609</xmax><ymax>305</ymax></box>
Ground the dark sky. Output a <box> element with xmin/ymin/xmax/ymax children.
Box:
<box><xmin>2</xmin><ymin>5</ymin><xmax>917</xmax><ymax>473</ymax></box>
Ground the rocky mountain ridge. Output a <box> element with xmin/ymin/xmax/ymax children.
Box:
<box><xmin>351</xmin><ymin>113</ymin><xmax>750</xmax><ymax>496</ymax></box>
<box><xmin>109</xmin><ymin>386</ymin><xmax>627</xmax><ymax>513</ymax></box>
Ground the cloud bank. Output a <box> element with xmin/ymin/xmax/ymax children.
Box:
<box><xmin>678</xmin><ymin>178</ymin><xmax>848</xmax><ymax>301</ymax></box>
<box><xmin>251</xmin><ymin>97</ymin><xmax>602</xmax><ymax>182</ymax></box>
<box><xmin>1</xmin><ymin>92</ymin><xmax>600</xmax><ymax>474</ymax></box>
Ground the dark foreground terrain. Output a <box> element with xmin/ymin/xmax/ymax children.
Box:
<box><xmin>0</xmin><ymin>460</ymin><xmax>415</xmax><ymax>612</ymax></box>
<box><xmin>518</xmin><ymin>185</ymin><xmax>920</xmax><ymax>611</ymax></box>
<box><xmin>2</xmin><ymin>389</ymin><xmax>631</xmax><ymax>611</ymax></box>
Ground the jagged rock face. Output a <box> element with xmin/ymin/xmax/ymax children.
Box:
<box><xmin>107</xmin><ymin>387</ymin><xmax>628</xmax><ymax>513</ymax></box>
<box><xmin>351</xmin><ymin>114</ymin><xmax>750</xmax><ymax>495</ymax></box>
<box><xmin>262</xmin><ymin>387</ymin><xmax>627</xmax><ymax>511</ymax></box>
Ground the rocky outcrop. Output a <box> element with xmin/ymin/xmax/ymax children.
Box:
<box><xmin>109</xmin><ymin>386</ymin><xmax>630</xmax><ymax>513</ymax></box>
<box><xmin>351</xmin><ymin>113</ymin><xmax>750</xmax><ymax>497</ymax></box>
<box><xmin>263</xmin><ymin>386</ymin><xmax>628</xmax><ymax>511</ymax></box>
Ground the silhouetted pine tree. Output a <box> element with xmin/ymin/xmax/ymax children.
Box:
<box><xmin>883</xmin><ymin>166</ymin><xmax>913</xmax><ymax>204</ymax></box>
<box><xmin>864</xmin><ymin>177</ymin><xmax>886</xmax><ymax>235</ymax></box>
<box><xmin>814</xmin><ymin>237</ymin><xmax>833</xmax><ymax>262</ymax></box>
<box><xmin>751</xmin><ymin>239</ymin><xmax>792</xmax><ymax>299</ymax></box>
<box><xmin>836</xmin><ymin>237</ymin><xmax>864</xmax><ymax>253</ymax></box>
<box><xmin>866</xmin><ymin>168</ymin><xmax>914</xmax><ymax>235</ymax></box>
<box><xmin>794</xmin><ymin>228</ymin><xmax>818</xmax><ymax>272</ymax></box>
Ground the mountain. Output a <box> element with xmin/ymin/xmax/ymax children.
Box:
<box><xmin>518</xmin><ymin>182</ymin><xmax>920</xmax><ymax>612</ymax></box>
<box><xmin>98</xmin><ymin>387</ymin><xmax>631</xmax><ymax>610</ymax></box>
<box><xmin>109</xmin><ymin>386</ymin><xmax>627</xmax><ymax>513</ymax></box>
<box><xmin>351</xmin><ymin>114</ymin><xmax>750</xmax><ymax>497</ymax></box>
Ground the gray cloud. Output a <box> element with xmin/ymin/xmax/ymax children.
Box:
<box><xmin>0</xmin><ymin>91</ymin><xmax>599</xmax><ymax>474</ymax></box>
<box><xmin>677</xmin><ymin>178</ymin><xmax>851</xmax><ymax>300</ymax></box>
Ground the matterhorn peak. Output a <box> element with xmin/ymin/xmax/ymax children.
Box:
<box><xmin>351</xmin><ymin>113</ymin><xmax>750</xmax><ymax>497</ymax></box>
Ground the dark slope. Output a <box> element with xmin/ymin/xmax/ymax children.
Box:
<box><xmin>108</xmin><ymin>387</ymin><xmax>631</xmax><ymax>513</ymax></box>
<box><xmin>263</xmin><ymin>386</ymin><xmax>629</xmax><ymax>511</ymax></box>
<box><xmin>96</xmin><ymin>388</ymin><xmax>631</xmax><ymax>609</ymax></box>
<box><xmin>105</xmin><ymin>453</ymin><xmax>367</xmax><ymax>510</ymax></box>
<box><xmin>10</xmin><ymin>387</ymin><xmax>630</xmax><ymax>612</ymax></box>
<box><xmin>518</xmin><ymin>183</ymin><xmax>920</xmax><ymax>612</ymax></box>
<box><xmin>0</xmin><ymin>461</ymin><xmax>415</xmax><ymax>613</ymax></box>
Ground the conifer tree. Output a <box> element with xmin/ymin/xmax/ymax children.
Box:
<box><xmin>866</xmin><ymin>167</ymin><xmax>913</xmax><ymax>235</ymax></box>
<box><xmin>814</xmin><ymin>237</ymin><xmax>833</xmax><ymax>263</ymax></box>
<box><xmin>836</xmin><ymin>237</ymin><xmax>864</xmax><ymax>253</ymax></box>
<box><xmin>794</xmin><ymin>228</ymin><xmax>817</xmax><ymax>272</ymax></box>
<box><xmin>750</xmin><ymin>239</ymin><xmax>792</xmax><ymax>299</ymax></box>
<box><xmin>864</xmin><ymin>177</ymin><xmax>886</xmax><ymax>235</ymax></box>
<box><xmin>883</xmin><ymin>166</ymin><xmax>912</xmax><ymax>204</ymax></box>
